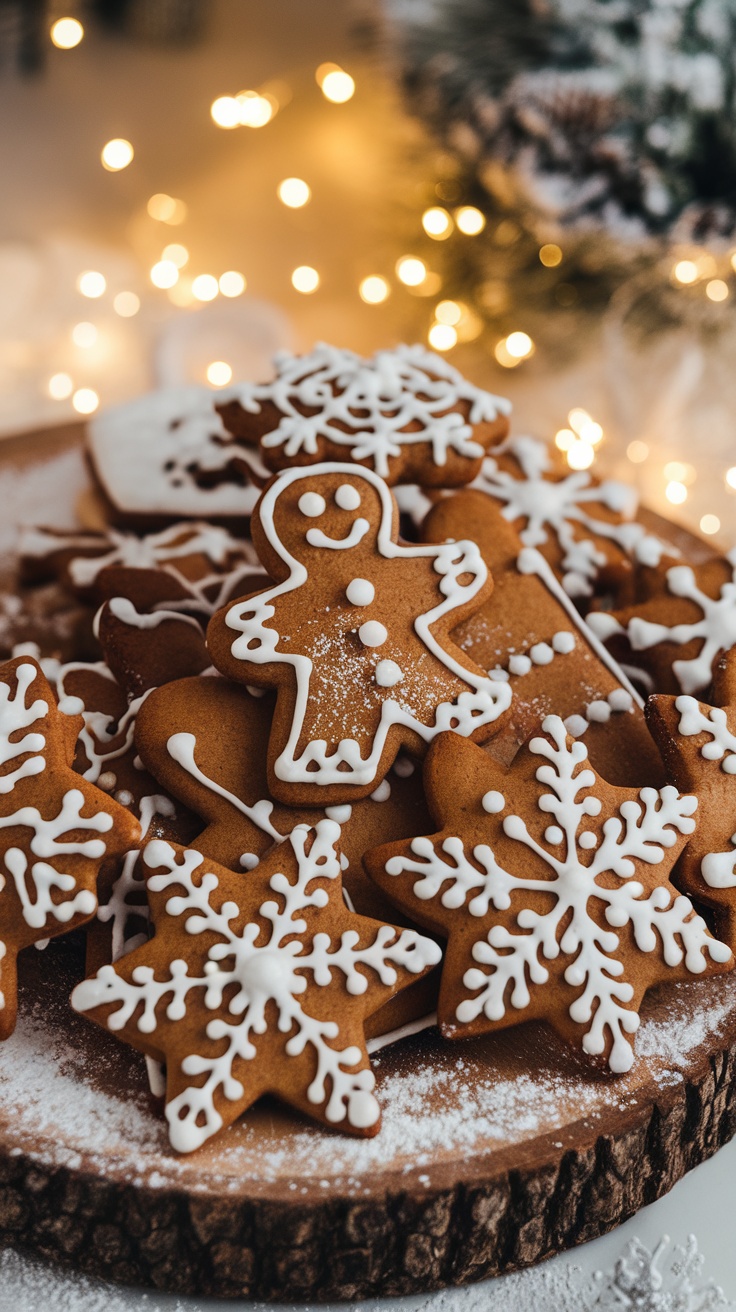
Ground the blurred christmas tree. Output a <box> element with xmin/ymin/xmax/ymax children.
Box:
<box><xmin>386</xmin><ymin>0</ymin><xmax>736</xmax><ymax>242</ymax></box>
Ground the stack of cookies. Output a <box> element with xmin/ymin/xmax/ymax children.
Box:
<box><xmin>5</xmin><ymin>340</ymin><xmax>736</xmax><ymax>1155</ymax></box>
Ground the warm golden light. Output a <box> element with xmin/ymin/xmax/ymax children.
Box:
<box><xmin>665</xmin><ymin>480</ymin><xmax>688</xmax><ymax>505</ymax></box>
<box><xmin>77</xmin><ymin>271</ymin><xmax>106</xmax><ymax>299</ymax></box>
<box><xmin>359</xmin><ymin>276</ymin><xmax>389</xmax><ymax>305</ymax></box>
<box><xmin>211</xmin><ymin>96</ymin><xmax>240</xmax><ymax>129</ymax></box>
<box><xmin>567</xmin><ymin>441</ymin><xmax>595</xmax><ymax>470</ymax></box>
<box><xmin>72</xmin><ymin>322</ymin><xmax>97</xmax><ymax>348</ymax></box>
<box><xmin>555</xmin><ymin>428</ymin><xmax>575</xmax><ymax>452</ymax></box>
<box><xmin>435</xmin><ymin>300</ymin><xmax>462</xmax><ymax>325</ymax></box>
<box><xmin>101</xmin><ymin>138</ymin><xmax>134</xmax><ymax>171</ymax></box>
<box><xmin>317</xmin><ymin>65</ymin><xmax>355</xmax><ymax>103</ymax></box>
<box><xmin>48</xmin><ymin>373</ymin><xmax>73</xmax><ymax>400</ymax></box>
<box><xmin>706</xmin><ymin>278</ymin><xmax>729</xmax><ymax>302</ymax></box>
<box><xmin>726</xmin><ymin>466</ymin><xmax>736</xmax><ymax>490</ymax></box>
<box><xmin>147</xmin><ymin>193</ymin><xmax>187</xmax><ymax>224</ymax></box>
<box><xmin>163</xmin><ymin>244</ymin><xmax>189</xmax><ymax>269</ymax></box>
<box><xmin>113</xmin><ymin>291</ymin><xmax>140</xmax><ymax>318</ymax></box>
<box><xmin>206</xmin><ymin>361</ymin><xmax>233</xmax><ymax>387</ymax></box>
<box><xmin>664</xmin><ymin>461</ymin><xmax>695</xmax><ymax>485</ymax></box>
<box><xmin>150</xmin><ymin>260</ymin><xmax>179</xmax><ymax>290</ymax></box>
<box><xmin>627</xmin><ymin>440</ymin><xmax>649</xmax><ymax>463</ymax></box>
<box><xmin>673</xmin><ymin>259</ymin><xmax>698</xmax><ymax>285</ymax></box>
<box><xmin>455</xmin><ymin>206</ymin><xmax>485</xmax><ymax>235</ymax></box>
<box><xmin>50</xmin><ymin>17</ymin><xmax>84</xmax><ymax>48</ymax></box>
<box><xmin>219</xmin><ymin>271</ymin><xmax>246</xmax><ymax>297</ymax></box>
<box><xmin>701</xmin><ymin>514</ymin><xmax>721</xmax><ymax>536</ymax></box>
<box><xmin>505</xmin><ymin>331</ymin><xmax>534</xmax><ymax>359</ymax></box>
<box><xmin>422</xmin><ymin>207</ymin><xmax>453</xmax><ymax>239</ymax></box>
<box><xmin>237</xmin><ymin>91</ymin><xmax>275</xmax><ymax>127</ymax></box>
<box><xmin>539</xmin><ymin>243</ymin><xmax>562</xmax><ymax>267</ymax></box>
<box><xmin>278</xmin><ymin>177</ymin><xmax>311</xmax><ymax>208</ymax></box>
<box><xmin>396</xmin><ymin>256</ymin><xmax>427</xmax><ymax>287</ymax></box>
<box><xmin>568</xmin><ymin>408</ymin><xmax>603</xmax><ymax>446</ymax></box>
<box><xmin>191</xmin><ymin>274</ymin><xmax>219</xmax><ymax>302</ymax></box>
<box><xmin>291</xmin><ymin>265</ymin><xmax>320</xmax><ymax>294</ymax></box>
<box><xmin>428</xmin><ymin>323</ymin><xmax>457</xmax><ymax>351</ymax></box>
<box><xmin>72</xmin><ymin>388</ymin><xmax>99</xmax><ymax>415</ymax></box>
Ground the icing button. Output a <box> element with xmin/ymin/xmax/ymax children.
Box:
<box><xmin>346</xmin><ymin>578</ymin><xmax>375</xmax><ymax>607</ymax></box>
<box><xmin>358</xmin><ymin>621</ymin><xmax>387</xmax><ymax>648</ymax></box>
<box><xmin>375</xmin><ymin>660</ymin><xmax>403</xmax><ymax>688</ymax></box>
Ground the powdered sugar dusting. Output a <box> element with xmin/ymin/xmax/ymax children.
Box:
<box><xmin>0</xmin><ymin>446</ymin><xmax>87</xmax><ymax>553</ymax></box>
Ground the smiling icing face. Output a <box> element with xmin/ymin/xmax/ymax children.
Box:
<box><xmin>268</xmin><ymin>470</ymin><xmax>393</xmax><ymax>566</ymax></box>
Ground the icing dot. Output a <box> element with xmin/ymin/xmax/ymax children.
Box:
<box><xmin>607</xmin><ymin>689</ymin><xmax>633</xmax><ymax>713</ymax></box>
<box><xmin>508</xmin><ymin>654</ymin><xmax>532</xmax><ymax>677</ymax></box>
<box><xmin>393</xmin><ymin>755</ymin><xmax>415</xmax><ymax>778</ymax></box>
<box><xmin>325</xmin><ymin>804</ymin><xmax>353</xmax><ymax>823</ymax></box>
<box><xmin>579</xmin><ymin>832</ymin><xmax>598</xmax><ymax>849</ymax></box>
<box><xmin>335</xmin><ymin>484</ymin><xmax>361</xmax><ymax>511</ymax></box>
<box><xmin>482</xmin><ymin>790</ymin><xmax>505</xmax><ymax>814</ymax></box>
<box><xmin>723</xmin><ymin>757</ymin><xmax>736</xmax><ymax>775</ymax></box>
<box><xmin>203</xmin><ymin>960</ymin><xmax>221</xmax><ymax>976</ymax></box>
<box><xmin>552</xmin><ymin>631</ymin><xmax>576</xmax><ymax>654</ymax></box>
<box><xmin>545</xmin><ymin>826</ymin><xmax>564</xmax><ymax>845</ymax></box>
<box><xmin>375</xmin><ymin>659</ymin><xmax>403</xmax><ymax>688</ymax></box>
<box><xmin>97</xmin><ymin>771</ymin><xmax>116</xmax><ymax>792</ymax></box>
<box><xmin>489</xmin><ymin>667</ymin><xmax>510</xmax><ymax>682</ymax></box>
<box><xmin>346</xmin><ymin>578</ymin><xmax>375</xmax><ymax>607</ymax></box>
<box><xmin>564</xmin><ymin>715</ymin><xmax>589</xmax><ymax>738</ymax></box>
<box><xmin>298</xmin><ymin>492</ymin><xmax>326</xmax><ymax>518</ymax></box>
<box><xmin>57</xmin><ymin>695</ymin><xmax>84</xmax><ymax>716</ymax></box>
<box><xmin>239</xmin><ymin>853</ymin><xmax>259</xmax><ymax>870</ymax></box>
<box><xmin>371</xmin><ymin>779</ymin><xmax>391</xmax><ymax>802</ymax></box>
<box><xmin>530</xmin><ymin>642</ymin><xmax>554</xmax><ymax>666</ymax></box>
<box><xmin>358</xmin><ymin>621</ymin><xmax>387</xmax><ymax>648</ymax></box>
<box><xmin>115</xmin><ymin>789</ymin><xmax>133</xmax><ymax>806</ymax></box>
<box><xmin>586</xmin><ymin>700</ymin><xmax>611</xmax><ymax>723</ymax></box>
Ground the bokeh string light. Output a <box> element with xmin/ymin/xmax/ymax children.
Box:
<box><xmin>101</xmin><ymin>139</ymin><xmax>134</xmax><ymax>171</ymax></box>
<box><xmin>316</xmin><ymin>63</ymin><xmax>355</xmax><ymax>103</ymax></box>
<box><xmin>50</xmin><ymin>18</ymin><xmax>84</xmax><ymax>49</ymax></box>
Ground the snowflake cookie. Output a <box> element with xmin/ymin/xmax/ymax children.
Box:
<box><xmin>365</xmin><ymin>717</ymin><xmax>732</xmax><ymax>1072</ymax></box>
<box><xmin>220</xmin><ymin>343</ymin><xmax>511</xmax><ymax>487</ymax></box>
<box><xmin>647</xmin><ymin>652</ymin><xmax>736</xmax><ymax>949</ymax></box>
<box><xmin>471</xmin><ymin>434</ymin><xmax>668</xmax><ymax>601</ymax></box>
<box><xmin>0</xmin><ymin>656</ymin><xmax>140</xmax><ymax>1037</ymax></box>
<box><xmin>206</xmin><ymin>464</ymin><xmax>512</xmax><ymax>805</ymax></box>
<box><xmin>588</xmin><ymin>548</ymin><xmax>736</xmax><ymax>697</ymax></box>
<box><xmin>423</xmin><ymin>489</ymin><xmax>664</xmax><ymax>788</ymax></box>
<box><xmin>71</xmin><ymin>821</ymin><xmax>442</xmax><ymax>1151</ymax></box>
<box><xmin>20</xmin><ymin>520</ymin><xmax>267</xmax><ymax>618</ymax></box>
<box><xmin>87</xmin><ymin>385</ymin><xmax>269</xmax><ymax>522</ymax></box>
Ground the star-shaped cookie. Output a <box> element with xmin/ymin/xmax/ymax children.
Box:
<box><xmin>71</xmin><ymin>821</ymin><xmax>442</xmax><ymax>1151</ymax></box>
<box><xmin>207</xmin><ymin>464</ymin><xmax>511</xmax><ymax>805</ymax></box>
<box><xmin>647</xmin><ymin>652</ymin><xmax>736</xmax><ymax>947</ymax></box>
<box><xmin>0</xmin><ymin>655</ymin><xmax>140</xmax><ymax>1037</ymax></box>
<box><xmin>365</xmin><ymin>718</ymin><xmax>732</xmax><ymax>1072</ymax></box>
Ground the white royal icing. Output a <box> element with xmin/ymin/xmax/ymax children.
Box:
<box><xmin>675</xmin><ymin>693</ymin><xmax>736</xmax><ymax>890</ymax></box>
<box><xmin>72</xmin><ymin>820</ymin><xmax>441</xmax><ymax>1151</ymax></box>
<box><xmin>234</xmin><ymin>343</ymin><xmax>510</xmax><ymax>479</ymax></box>
<box><xmin>473</xmin><ymin>435</ymin><xmax>668</xmax><ymax>598</ymax></box>
<box><xmin>375</xmin><ymin>660</ymin><xmax>403</xmax><ymax>688</ymax></box>
<box><xmin>224</xmin><ymin>464</ymin><xmax>511</xmax><ymax>788</ymax></box>
<box><xmin>383</xmin><ymin>714</ymin><xmax>729</xmax><ymax>1073</ymax></box>
<box><xmin>346</xmin><ymin>578</ymin><xmax>375</xmax><ymax>607</ymax></box>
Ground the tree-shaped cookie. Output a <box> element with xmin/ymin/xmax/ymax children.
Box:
<box><xmin>365</xmin><ymin>718</ymin><xmax>731</xmax><ymax>1072</ymax></box>
<box><xmin>219</xmin><ymin>343</ymin><xmax>511</xmax><ymax>487</ymax></box>
<box><xmin>588</xmin><ymin>548</ymin><xmax>736</xmax><ymax>697</ymax></box>
<box><xmin>207</xmin><ymin>464</ymin><xmax>511</xmax><ymax>805</ymax></box>
<box><xmin>0</xmin><ymin>656</ymin><xmax>140</xmax><ymax>1037</ymax></box>
<box><xmin>647</xmin><ymin>653</ymin><xmax>736</xmax><ymax>948</ymax></box>
<box><xmin>72</xmin><ymin>821</ymin><xmax>442</xmax><ymax>1151</ymax></box>
<box><xmin>423</xmin><ymin>489</ymin><xmax>665</xmax><ymax>787</ymax></box>
<box><xmin>472</xmin><ymin>434</ymin><xmax>667</xmax><ymax>601</ymax></box>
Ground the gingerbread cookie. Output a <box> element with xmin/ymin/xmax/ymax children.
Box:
<box><xmin>646</xmin><ymin>652</ymin><xmax>736</xmax><ymax>948</ymax></box>
<box><xmin>588</xmin><ymin>548</ymin><xmax>736</xmax><ymax>697</ymax></box>
<box><xmin>365</xmin><ymin>718</ymin><xmax>732</xmax><ymax>1072</ymax></box>
<box><xmin>0</xmin><ymin>656</ymin><xmax>140</xmax><ymax>1037</ymax></box>
<box><xmin>87</xmin><ymin>385</ymin><xmax>269</xmax><ymax>525</ymax></box>
<box><xmin>471</xmin><ymin>434</ymin><xmax>668</xmax><ymax>602</ymax></box>
<box><xmin>72</xmin><ymin>822</ymin><xmax>442</xmax><ymax>1150</ymax></box>
<box><xmin>221</xmin><ymin>343</ymin><xmax>511</xmax><ymax>487</ymax></box>
<box><xmin>423</xmin><ymin>490</ymin><xmax>664</xmax><ymax>787</ymax></box>
<box><xmin>207</xmin><ymin>464</ymin><xmax>511</xmax><ymax>805</ymax></box>
<box><xmin>95</xmin><ymin>596</ymin><xmax>210</xmax><ymax>698</ymax></box>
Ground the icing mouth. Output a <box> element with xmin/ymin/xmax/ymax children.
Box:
<box><xmin>306</xmin><ymin>519</ymin><xmax>370</xmax><ymax>550</ymax></box>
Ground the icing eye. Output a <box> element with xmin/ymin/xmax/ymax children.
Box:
<box><xmin>335</xmin><ymin>484</ymin><xmax>361</xmax><ymax>511</ymax></box>
<box><xmin>298</xmin><ymin>492</ymin><xmax>326</xmax><ymax>518</ymax></box>
<box><xmin>346</xmin><ymin>578</ymin><xmax>375</xmax><ymax>606</ymax></box>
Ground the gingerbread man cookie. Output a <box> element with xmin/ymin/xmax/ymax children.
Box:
<box><xmin>0</xmin><ymin>656</ymin><xmax>140</xmax><ymax>1037</ymax></box>
<box><xmin>588</xmin><ymin>548</ymin><xmax>736</xmax><ymax>697</ymax></box>
<box><xmin>647</xmin><ymin>652</ymin><xmax>736</xmax><ymax>948</ymax></box>
<box><xmin>207</xmin><ymin>464</ymin><xmax>511</xmax><ymax>805</ymax></box>
<box><xmin>221</xmin><ymin>343</ymin><xmax>511</xmax><ymax>487</ymax></box>
<box><xmin>72</xmin><ymin>821</ymin><xmax>442</xmax><ymax>1150</ymax></box>
<box><xmin>365</xmin><ymin>719</ymin><xmax>731</xmax><ymax>1073</ymax></box>
<box><xmin>471</xmin><ymin>434</ymin><xmax>668</xmax><ymax>602</ymax></box>
<box><xmin>423</xmin><ymin>490</ymin><xmax>665</xmax><ymax>787</ymax></box>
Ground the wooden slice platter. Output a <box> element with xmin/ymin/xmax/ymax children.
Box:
<box><xmin>0</xmin><ymin>423</ymin><xmax>731</xmax><ymax>1301</ymax></box>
